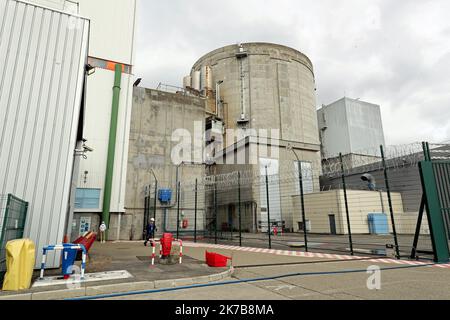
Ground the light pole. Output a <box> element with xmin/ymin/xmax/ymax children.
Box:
<box><xmin>287</xmin><ymin>144</ymin><xmax>308</xmax><ymax>252</ymax></box>
<box><xmin>149</xmin><ymin>168</ymin><xmax>158</xmax><ymax>223</ymax></box>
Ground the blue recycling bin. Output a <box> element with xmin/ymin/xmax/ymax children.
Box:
<box><xmin>61</xmin><ymin>248</ymin><xmax>78</xmax><ymax>279</ymax></box>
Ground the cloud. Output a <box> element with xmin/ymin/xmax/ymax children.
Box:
<box><xmin>135</xmin><ymin>0</ymin><xmax>450</xmax><ymax>145</ymax></box>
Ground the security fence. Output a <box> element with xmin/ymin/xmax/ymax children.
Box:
<box><xmin>145</xmin><ymin>142</ymin><xmax>450</xmax><ymax>262</ymax></box>
<box><xmin>0</xmin><ymin>194</ymin><xmax>28</xmax><ymax>283</ymax></box>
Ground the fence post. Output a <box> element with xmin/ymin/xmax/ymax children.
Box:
<box><xmin>238</xmin><ymin>171</ymin><xmax>242</xmax><ymax>247</ymax></box>
<box><xmin>144</xmin><ymin>191</ymin><xmax>148</xmax><ymax>239</ymax></box>
<box><xmin>381</xmin><ymin>145</ymin><xmax>401</xmax><ymax>259</ymax></box>
<box><xmin>410</xmin><ymin>142</ymin><xmax>430</xmax><ymax>258</ymax></box>
<box><xmin>153</xmin><ymin>180</ymin><xmax>158</xmax><ymax>222</ymax></box>
<box><xmin>265</xmin><ymin>166</ymin><xmax>272</xmax><ymax>249</ymax></box>
<box><xmin>230</xmin><ymin>184</ymin><xmax>233</xmax><ymax>242</ymax></box>
<box><xmin>298</xmin><ymin>161</ymin><xmax>309</xmax><ymax>252</ymax></box>
<box><xmin>340</xmin><ymin>153</ymin><xmax>354</xmax><ymax>256</ymax></box>
<box><xmin>214</xmin><ymin>181</ymin><xmax>218</xmax><ymax>244</ymax></box>
<box><xmin>0</xmin><ymin>195</ymin><xmax>12</xmax><ymax>249</ymax></box>
<box><xmin>194</xmin><ymin>179</ymin><xmax>198</xmax><ymax>243</ymax></box>
<box><xmin>176</xmin><ymin>181</ymin><xmax>181</xmax><ymax>240</ymax></box>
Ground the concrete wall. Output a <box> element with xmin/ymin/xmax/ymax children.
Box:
<box><xmin>321</xmin><ymin>165</ymin><xmax>424</xmax><ymax>215</ymax></box>
<box><xmin>118</xmin><ymin>87</ymin><xmax>207</xmax><ymax>240</ymax></box>
<box><xmin>210</xmin><ymin>139</ymin><xmax>321</xmax><ymax>232</ymax></box>
<box><xmin>292</xmin><ymin>189</ymin><xmax>428</xmax><ymax>235</ymax></box>
<box><xmin>193</xmin><ymin>43</ymin><xmax>322</xmax><ymax>233</ymax></box>
<box><xmin>192</xmin><ymin>43</ymin><xmax>320</xmax><ymax>148</ymax></box>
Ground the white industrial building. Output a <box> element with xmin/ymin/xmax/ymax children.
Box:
<box><xmin>318</xmin><ymin>97</ymin><xmax>386</xmax><ymax>160</ymax></box>
<box><xmin>66</xmin><ymin>0</ymin><xmax>137</xmax><ymax>242</ymax></box>
<box><xmin>28</xmin><ymin>0</ymin><xmax>138</xmax><ymax>241</ymax></box>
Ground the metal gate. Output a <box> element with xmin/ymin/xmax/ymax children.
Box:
<box><xmin>432</xmin><ymin>162</ymin><xmax>450</xmax><ymax>239</ymax></box>
<box><xmin>413</xmin><ymin>143</ymin><xmax>450</xmax><ymax>263</ymax></box>
<box><xmin>0</xmin><ymin>194</ymin><xmax>29</xmax><ymax>283</ymax></box>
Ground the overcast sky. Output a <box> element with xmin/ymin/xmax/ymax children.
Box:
<box><xmin>135</xmin><ymin>0</ymin><xmax>450</xmax><ymax>145</ymax></box>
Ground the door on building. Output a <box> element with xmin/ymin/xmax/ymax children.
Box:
<box><xmin>228</xmin><ymin>204</ymin><xmax>235</xmax><ymax>232</ymax></box>
<box><xmin>329</xmin><ymin>215</ymin><xmax>337</xmax><ymax>235</ymax></box>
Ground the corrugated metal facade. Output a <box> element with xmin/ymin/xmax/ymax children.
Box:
<box><xmin>0</xmin><ymin>0</ymin><xmax>90</xmax><ymax>267</ymax></box>
<box><xmin>318</xmin><ymin>97</ymin><xmax>386</xmax><ymax>158</ymax></box>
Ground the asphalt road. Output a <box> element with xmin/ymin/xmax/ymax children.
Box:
<box><xmin>196</xmin><ymin>232</ymin><xmax>435</xmax><ymax>259</ymax></box>
<box><xmin>101</xmin><ymin>245</ymin><xmax>450</xmax><ymax>300</ymax></box>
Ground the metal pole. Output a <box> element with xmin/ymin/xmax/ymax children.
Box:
<box><xmin>411</xmin><ymin>195</ymin><xmax>426</xmax><ymax>259</ymax></box>
<box><xmin>102</xmin><ymin>64</ymin><xmax>123</xmax><ymax>238</ymax></box>
<box><xmin>176</xmin><ymin>181</ymin><xmax>181</xmax><ymax>240</ymax></box>
<box><xmin>340</xmin><ymin>153</ymin><xmax>354</xmax><ymax>256</ymax></box>
<box><xmin>238</xmin><ymin>171</ymin><xmax>242</xmax><ymax>247</ymax></box>
<box><xmin>298</xmin><ymin>161</ymin><xmax>308</xmax><ymax>252</ymax></box>
<box><xmin>422</xmin><ymin>142</ymin><xmax>430</xmax><ymax>161</ymax></box>
<box><xmin>381</xmin><ymin>145</ymin><xmax>401</xmax><ymax>258</ymax></box>
<box><xmin>265</xmin><ymin>166</ymin><xmax>272</xmax><ymax>249</ymax></box>
<box><xmin>214</xmin><ymin>182</ymin><xmax>218</xmax><ymax>244</ymax></box>
<box><xmin>153</xmin><ymin>180</ymin><xmax>158</xmax><ymax>222</ymax></box>
<box><xmin>194</xmin><ymin>179</ymin><xmax>198</xmax><ymax>243</ymax></box>
<box><xmin>426</xmin><ymin>142</ymin><xmax>432</xmax><ymax>160</ymax></box>
<box><xmin>230</xmin><ymin>202</ymin><xmax>233</xmax><ymax>241</ymax></box>
<box><xmin>143</xmin><ymin>192</ymin><xmax>148</xmax><ymax>239</ymax></box>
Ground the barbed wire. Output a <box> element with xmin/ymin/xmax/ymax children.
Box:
<box><xmin>175</xmin><ymin>142</ymin><xmax>450</xmax><ymax>192</ymax></box>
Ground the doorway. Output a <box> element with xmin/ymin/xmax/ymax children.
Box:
<box><xmin>329</xmin><ymin>214</ymin><xmax>337</xmax><ymax>235</ymax></box>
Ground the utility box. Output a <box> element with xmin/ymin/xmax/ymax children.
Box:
<box><xmin>158</xmin><ymin>189</ymin><xmax>172</xmax><ymax>204</ymax></box>
<box><xmin>368</xmin><ymin>213</ymin><xmax>389</xmax><ymax>235</ymax></box>
<box><xmin>2</xmin><ymin>239</ymin><xmax>35</xmax><ymax>291</ymax></box>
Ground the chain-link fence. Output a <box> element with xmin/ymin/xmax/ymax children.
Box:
<box><xmin>167</xmin><ymin>142</ymin><xmax>450</xmax><ymax>261</ymax></box>
<box><xmin>0</xmin><ymin>194</ymin><xmax>29</xmax><ymax>283</ymax></box>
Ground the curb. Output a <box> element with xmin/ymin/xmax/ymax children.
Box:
<box><xmin>184</xmin><ymin>242</ymin><xmax>450</xmax><ymax>269</ymax></box>
<box><xmin>0</xmin><ymin>267</ymin><xmax>234</xmax><ymax>300</ymax></box>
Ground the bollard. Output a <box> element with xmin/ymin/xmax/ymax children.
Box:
<box><xmin>148</xmin><ymin>238</ymin><xmax>182</xmax><ymax>265</ymax></box>
<box><xmin>39</xmin><ymin>244</ymin><xmax>87</xmax><ymax>280</ymax></box>
<box><xmin>150</xmin><ymin>241</ymin><xmax>156</xmax><ymax>266</ymax></box>
<box><xmin>178</xmin><ymin>239</ymin><xmax>183</xmax><ymax>264</ymax></box>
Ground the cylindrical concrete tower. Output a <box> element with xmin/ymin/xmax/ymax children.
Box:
<box><xmin>192</xmin><ymin>42</ymin><xmax>320</xmax><ymax>148</ymax></box>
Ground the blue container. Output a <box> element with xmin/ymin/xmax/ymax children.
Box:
<box><xmin>62</xmin><ymin>248</ymin><xmax>78</xmax><ymax>278</ymax></box>
<box><xmin>368</xmin><ymin>213</ymin><xmax>389</xmax><ymax>235</ymax></box>
<box><xmin>158</xmin><ymin>189</ymin><xmax>172</xmax><ymax>203</ymax></box>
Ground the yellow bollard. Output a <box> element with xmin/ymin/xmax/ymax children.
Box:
<box><xmin>2</xmin><ymin>239</ymin><xmax>35</xmax><ymax>291</ymax></box>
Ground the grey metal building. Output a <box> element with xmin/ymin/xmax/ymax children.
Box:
<box><xmin>0</xmin><ymin>0</ymin><xmax>90</xmax><ymax>267</ymax></box>
<box><xmin>318</xmin><ymin>97</ymin><xmax>386</xmax><ymax>159</ymax></box>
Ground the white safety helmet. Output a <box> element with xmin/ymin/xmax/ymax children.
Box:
<box><xmin>150</xmin><ymin>218</ymin><xmax>155</xmax><ymax>222</ymax></box>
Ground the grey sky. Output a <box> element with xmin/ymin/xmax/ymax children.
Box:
<box><xmin>135</xmin><ymin>0</ymin><xmax>450</xmax><ymax>145</ymax></box>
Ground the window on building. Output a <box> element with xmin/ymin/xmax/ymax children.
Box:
<box><xmin>75</xmin><ymin>188</ymin><xmax>101</xmax><ymax>209</ymax></box>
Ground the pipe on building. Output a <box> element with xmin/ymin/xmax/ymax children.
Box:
<box><xmin>102</xmin><ymin>63</ymin><xmax>123</xmax><ymax>236</ymax></box>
